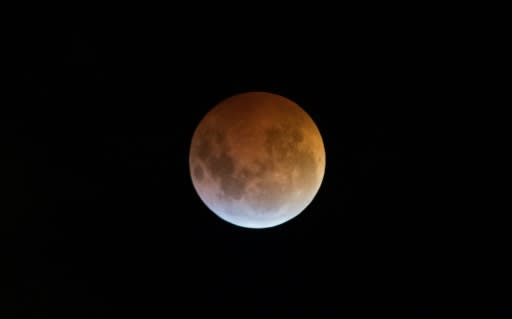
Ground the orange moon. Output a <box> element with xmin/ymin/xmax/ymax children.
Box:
<box><xmin>189</xmin><ymin>91</ymin><xmax>325</xmax><ymax>228</ymax></box>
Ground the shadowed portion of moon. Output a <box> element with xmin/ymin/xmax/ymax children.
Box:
<box><xmin>194</xmin><ymin>129</ymin><xmax>248</xmax><ymax>201</ymax></box>
<box><xmin>192</xmin><ymin>165</ymin><xmax>204</xmax><ymax>182</ymax></box>
<box><xmin>189</xmin><ymin>91</ymin><xmax>325</xmax><ymax>228</ymax></box>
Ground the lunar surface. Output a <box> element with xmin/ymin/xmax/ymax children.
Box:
<box><xmin>189</xmin><ymin>91</ymin><xmax>325</xmax><ymax>228</ymax></box>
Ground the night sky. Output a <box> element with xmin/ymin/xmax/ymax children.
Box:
<box><xmin>3</xmin><ymin>10</ymin><xmax>510</xmax><ymax>318</ymax></box>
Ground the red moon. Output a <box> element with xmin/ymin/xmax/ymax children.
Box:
<box><xmin>189</xmin><ymin>92</ymin><xmax>325</xmax><ymax>228</ymax></box>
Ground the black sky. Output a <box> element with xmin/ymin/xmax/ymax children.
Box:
<box><xmin>3</xmin><ymin>9</ymin><xmax>510</xmax><ymax>318</ymax></box>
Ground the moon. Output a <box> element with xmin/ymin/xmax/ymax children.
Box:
<box><xmin>189</xmin><ymin>91</ymin><xmax>325</xmax><ymax>229</ymax></box>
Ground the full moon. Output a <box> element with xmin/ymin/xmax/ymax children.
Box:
<box><xmin>189</xmin><ymin>91</ymin><xmax>325</xmax><ymax>229</ymax></box>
